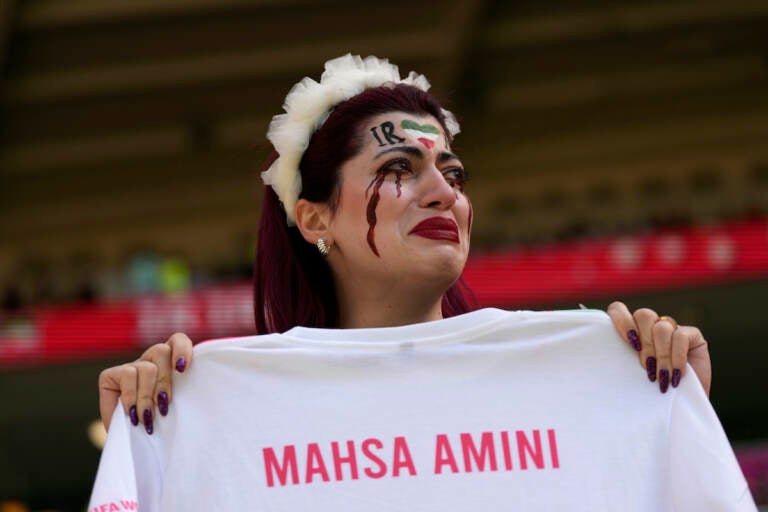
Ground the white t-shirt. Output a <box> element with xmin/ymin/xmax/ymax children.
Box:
<box><xmin>89</xmin><ymin>308</ymin><xmax>756</xmax><ymax>511</ymax></box>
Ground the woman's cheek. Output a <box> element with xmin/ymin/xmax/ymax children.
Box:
<box><xmin>362</xmin><ymin>174</ymin><xmax>413</xmax><ymax>256</ymax></box>
<box><xmin>363</xmin><ymin>173</ymin><xmax>387</xmax><ymax>257</ymax></box>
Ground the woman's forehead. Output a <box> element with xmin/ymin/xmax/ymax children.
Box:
<box><xmin>360</xmin><ymin>112</ymin><xmax>447</xmax><ymax>152</ymax></box>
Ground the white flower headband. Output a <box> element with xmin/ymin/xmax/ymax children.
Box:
<box><xmin>261</xmin><ymin>54</ymin><xmax>461</xmax><ymax>225</ymax></box>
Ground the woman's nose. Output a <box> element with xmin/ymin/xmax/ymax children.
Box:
<box><xmin>418</xmin><ymin>166</ymin><xmax>457</xmax><ymax>210</ymax></box>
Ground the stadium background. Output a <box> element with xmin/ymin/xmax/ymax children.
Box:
<box><xmin>0</xmin><ymin>0</ymin><xmax>767</xmax><ymax>509</ymax></box>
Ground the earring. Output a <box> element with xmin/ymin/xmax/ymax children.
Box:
<box><xmin>316</xmin><ymin>238</ymin><xmax>331</xmax><ymax>257</ymax></box>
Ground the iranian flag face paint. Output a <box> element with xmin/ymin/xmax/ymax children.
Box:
<box><xmin>400</xmin><ymin>119</ymin><xmax>440</xmax><ymax>149</ymax></box>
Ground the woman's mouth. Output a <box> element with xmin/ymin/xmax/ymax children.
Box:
<box><xmin>409</xmin><ymin>217</ymin><xmax>460</xmax><ymax>243</ymax></box>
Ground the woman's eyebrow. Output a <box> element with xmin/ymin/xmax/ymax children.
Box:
<box><xmin>438</xmin><ymin>151</ymin><xmax>460</xmax><ymax>163</ymax></box>
<box><xmin>374</xmin><ymin>145</ymin><xmax>423</xmax><ymax>160</ymax></box>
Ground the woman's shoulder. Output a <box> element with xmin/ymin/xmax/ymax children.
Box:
<box><xmin>191</xmin><ymin>332</ymin><xmax>288</xmax><ymax>358</ymax></box>
<box><xmin>484</xmin><ymin>307</ymin><xmax>611</xmax><ymax>326</ymax></box>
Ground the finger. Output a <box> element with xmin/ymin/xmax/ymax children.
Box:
<box><xmin>632</xmin><ymin>308</ymin><xmax>660</xmax><ymax>382</ymax></box>
<box><xmin>670</xmin><ymin>326</ymin><xmax>695</xmax><ymax>388</ymax></box>
<box><xmin>684</xmin><ymin>329</ymin><xmax>711</xmax><ymax>397</ymax></box>
<box><xmin>134</xmin><ymin>360</ymin><xmax>158</xmax><ymax>435</ymax></box>
<box><xmin>606</xmin><ymin>301</ymin><xmax>641</xmax><ymax>352</ymax></box>
<box><xmin>98</xmin><ymin>367</ymin><xmax>121</xmax><ymax>430</ymax></box>
<box><xmin>651</xmin><ymin>320</ymin><xmax>676</xmax><ymax>393</ymax></box>
<box><xmin>141</xmin><ymin>343</ymin><xmax>172</xmax><ymax>416</ymax></box>
<box><xmin>671</xmin><ymin>325</ymin><xmax>706</xmax><ymax>382</ymax></box>
<box><xmin>98</xmin><ymin>364</ymin><xmax>137</xmax><ymax>431</ymax></box>
<box><xmin>167</xmin><ymin>332</ymin><xmax>194</xmax><ymax>374</ymax></box>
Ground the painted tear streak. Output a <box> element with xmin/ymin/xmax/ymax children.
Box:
<box><xmin>401</xmin><ymin>120</ymin><xmax>439</xmax><ymax>149</ymax></box>
<box><xmin>365</xmin><ymin>173</ymin><xmax>386</xmax><ymax>257</ymax></box>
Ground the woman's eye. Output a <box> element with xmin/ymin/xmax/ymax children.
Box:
<box><xmin>382</xmin><ymin>159</ymin><xmax>412</xmax><ymax>174</ymax></box>
<box><xmin>443</xmin><ymin>168</ymin><xmax>468</xmax><ymax>190</ymax></box>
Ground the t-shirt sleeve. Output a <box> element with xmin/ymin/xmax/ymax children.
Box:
<box><xmin>668</xmin><ymin>367</ymin><xmax>757</xmax><ymax>511</ymax></box>
<box><xmin>88</xmin><ymin>400</ymin><xmax>163</xmax><ymax>512</ymax></box>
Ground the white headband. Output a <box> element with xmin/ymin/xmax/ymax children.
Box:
<box><xmin>261</xmin><ymin>54</ymin><xmax>461</xmax><ymax>225</ymax></box>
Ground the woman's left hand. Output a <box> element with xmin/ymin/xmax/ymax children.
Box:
<box><xmin>607</xmin><ymin>301</ymin><xmax>711</xmax><ymax>397</ymax></box>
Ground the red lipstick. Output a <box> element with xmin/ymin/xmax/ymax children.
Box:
<box><xmin>409</xmin><ymin>217</ymin><xmax>460</xmax><ymax>243</ymax></box>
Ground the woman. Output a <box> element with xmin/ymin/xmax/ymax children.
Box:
<box><xmin>99</xmin><ymin>56</ymin><xmax>711</xmax><ymax>433</ymax></box>
<box><xmin>91</xmin><ymin>56</ymin><xmax>749</xmax><ymax>510</ymax></box>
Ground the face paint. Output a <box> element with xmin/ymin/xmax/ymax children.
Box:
<box><xmin>400</xmin><ymin>119</ymin><xmax>440</xmax><ymax>149</ymax></box>
<box><xmin>364</xmin><ymin>156</ymin><xmax>411</xmax><ymax>257</ymax></box>
<box><xmin>365</xmin><ymin>174</ymin><xmax>386</xmax><ymax>257</ymax></box>
<box><xmin>364</xmin><ymin>121</ymin><xmax>410</xmax><ymax>256</ymax></box>
<box><xmin>362</xmin><ymin>116</ymin><xmax>462</xmax><ymax>258</ymax></box>
<box><xmin>395</xmin><ymin>172</ymin><xmax>403</xmax><ymax>198</ymax></box>
<box><xmin>370</xmin><ymin>121</ymin><xmax>405</xmax><ymax>146</ymax></box>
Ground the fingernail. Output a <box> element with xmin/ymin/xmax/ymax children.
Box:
<box><xmin>646</xmin><ymin>356</ymin><xmax>657</xmax><ymax>382</ymax></box>
<box><xmin>659</xmin><ymin>368</ymin><xmax>670</xmax><ymax>393</ymax></box>
<box><xmin>129</xmin><ymin>405</ymin><xmax>139</xmax><ymax>426</ymax></box>
<box><xmin>672</xmin><ymin>368</ymin><xmax>681</xmax><ymax>388</ymax></box>
<box><xmin>143</xmin><ymin>409</ymin><xmax>154</xmax><ymax>435</ymax></box>
<box><xmin>158</xmin><ymin>391</ymin><xmax>169</xmax><ymax>416</ymax></box>
<box><xmin>175</xmin><ymin>357</ymin><xmax>186</xmax><ymax>373</ymax></box>
<box><xmin>627</xmin><ymin>329</ymin><xmax>641</xmax><ymax>351</ymax></box>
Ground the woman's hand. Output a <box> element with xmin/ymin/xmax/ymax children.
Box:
<box><xmin>98</xmin><ymin>333</ymin><xmax>194</xmax><ymax>433</ymax></box>
<box><xmin>607</xmin><ymin>301</ymin><xmax>711</xmax><ymax>397</ymax></box>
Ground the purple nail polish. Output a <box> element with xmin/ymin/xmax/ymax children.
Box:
<box><xmin>672</xmin><ymin>368</ymin><xmax>681</xmax><ymax>388</ymax></box>
<box><xmin>158</xmin><ymin>391</ymin><xmax>169</xmax><ymax>416</ymax></box>
<box><xmin>143</xmin><ymin>408</ymin><xmax>154</xmax><ymax>435</ymax></box>
<box><xmin>129</xmin><ymin>405</ymin><xmax>139</xmax><ymax>426</ymax></box>
<box><xmin>175</xmin><ymin>357</ymin><xmax>186</xmax><ymax>373</ymax></box>
<box><xmin>659</xmin><ymin>368</ymin><xmax>670</xmax><ymax>393</ymax></box>
<box><xmin>627</xmin><ymin>329</ymin><xmax>641</xmax><ymax>351</ymax></box>
<box><xmin>646</xmin><ymin>356</ymin><xmax>657</xmax><ymax>382</ymax></box>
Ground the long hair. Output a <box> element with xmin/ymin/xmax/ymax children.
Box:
<box><xmin>254</xmin><ymin>84</ymin><xmax>476</xmax><ymax>333</ymax></box>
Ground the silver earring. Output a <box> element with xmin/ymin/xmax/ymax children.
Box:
<box><xmin>316</xmin><ymin>238</ymin><xmax>330</xmax><ymax>257</ymax></box>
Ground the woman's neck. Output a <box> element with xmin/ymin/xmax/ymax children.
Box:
<box><xmin>335</xmin><ymin>284</ymin><xmax>444</xmax><ymax>329</ymax></box>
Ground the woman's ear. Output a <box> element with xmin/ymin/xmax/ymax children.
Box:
<box><xmin>294</xmin><ymin>198</ymin><xmax>332</xmax><ymax>245</ymax></box>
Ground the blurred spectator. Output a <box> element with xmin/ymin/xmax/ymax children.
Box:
<box><xmin>159</xmin><ymin>253</ymin><xmax>191</xmax><ymax>294</ymax></box>
<box><xmin>126</xmin><ymin>250</ymin><xmax>161</xmax><ymax>294</ymax></box>
<box><xmin>21</xmin><ymin>259</ymin><xmax>57</xmax><ymax>305</ymax></box>
<box><xmin>190</xmin><ymin>262</ymin><xmax>214</xmax><ymax>290</ymax></box>
<box><xmin>97</xmin><ymin>265</ymin><xmax>128</xmax><ymax>300</ymax></box>
<box><xmin>0</xmin><ymin>283</ymin><xmax>36</xmax><ymax>346</ymax></box>
<box><xmin>71</xmin><ymin>252</ymin><xmax>100</xmax><ymax>303</ymax></box>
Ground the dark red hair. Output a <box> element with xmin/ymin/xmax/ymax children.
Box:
<box><xmin>254</xmin><ymin>84</ymin><xmax>476</xmax><ymax>333</ymax></box>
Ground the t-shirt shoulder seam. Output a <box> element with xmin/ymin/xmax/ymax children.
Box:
<box><xmin>192</xmin><ymin>333</ymin><xmax>283</xmax><ymax>356</ymax></box>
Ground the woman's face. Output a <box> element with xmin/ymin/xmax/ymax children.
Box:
<box><xmin>326</xmin><ymin>111</ymin><xmax>472</xmax><ymax>291</ymax></box>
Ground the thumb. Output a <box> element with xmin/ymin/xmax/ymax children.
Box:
<box><xmin>687</xmin><ymin>345</ymin><xmax>712</xmax><ymax>398</ymax></box>
<box><xmin>98</xmin><ymin>369</ymin><xmax>123</xmax><ymax>431</ymax></box>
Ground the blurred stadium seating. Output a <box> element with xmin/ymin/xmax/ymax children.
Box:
<box><xmin>1</xmin><ymin>0</ymin><xmax>767</xmax><ymax>509</ymax></box>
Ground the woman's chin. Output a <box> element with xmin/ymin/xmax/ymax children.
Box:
<box><xmin>413</xmin><ymin>251</ymin><xmax>467</xmax><ymax>286</ymax></box>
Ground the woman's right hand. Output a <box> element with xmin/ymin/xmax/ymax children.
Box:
<box><xmin>98</xmin><ymin>333</ymin><xmax>194</xmax><ymax>433</ymax></box>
